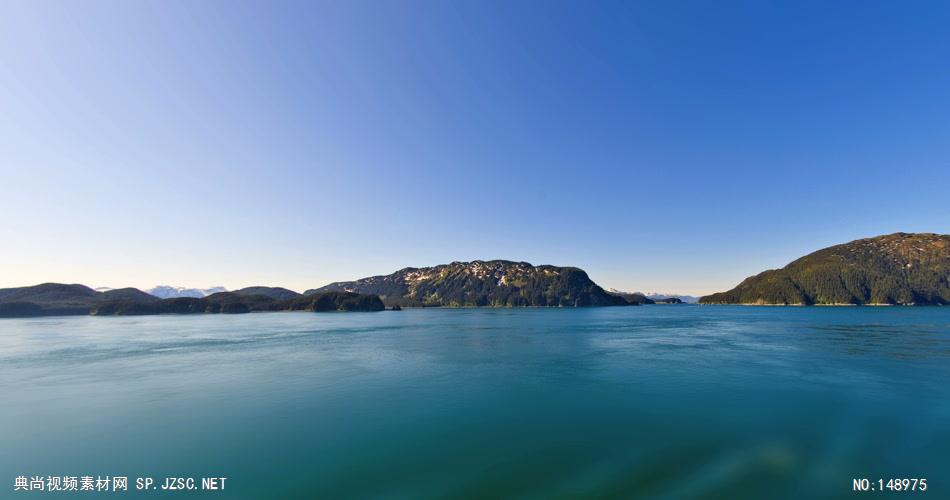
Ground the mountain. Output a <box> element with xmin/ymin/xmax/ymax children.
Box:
<box><xmin>308</xmin><ymin>260</ymin><xmax>629</xmax><ymax>307</ymax></box>
<box><xmin>146</xmin><ymin>285</ymin><xmax>228</xmax><ymax>299</ymax></box>
<box><xmin>233</xmin><ymin>286</ymin><xmax>301</xmax><ymax>301</ymax></box>
<box><xmin>700</xmin><ymin>233</ymin><xmax>949</xmax><ymax>305</ymax></box>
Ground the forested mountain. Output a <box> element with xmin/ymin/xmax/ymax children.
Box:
<box><xmin>700</xmin><ymin>233</ymin><xmax>949</xmax><ymax>305</ymax></box>
<box><xmin>309</xmin><ymin>260</ymin><xmax>629</xmax><ymax>307</ymax></box>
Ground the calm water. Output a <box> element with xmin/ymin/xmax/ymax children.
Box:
<box><xmin>1</xmin><ymin>306</ymin><xmax>948</xmax><ymax>499</ymax></box>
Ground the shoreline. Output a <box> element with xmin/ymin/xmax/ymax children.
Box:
<box><xmin>6</xmin><ymin>302</ymin><xmax>949</xmax><ymax>320</ymax></box>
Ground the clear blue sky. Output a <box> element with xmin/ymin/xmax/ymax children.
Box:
<box><xmin>1</xmin><ymin>1</ymin><xmax>948</xmax><ymax>295</ymax></box>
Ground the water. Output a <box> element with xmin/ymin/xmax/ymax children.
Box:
<box><xmin>1</xmin><ymin>306</ymin><xmax>948</xmax><ymax>499</ymax></box>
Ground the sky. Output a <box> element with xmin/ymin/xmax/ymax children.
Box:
<box><xmin>1</xmin><ymin>0</ymin><xmax>948</xmax><ymax>296</ymax></box>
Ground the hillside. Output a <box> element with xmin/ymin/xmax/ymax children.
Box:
<box><xmin>700</xmin><ymin>233</ymin><xmax>949</xmax><ymax>305</ymax></box>
<box><xmin>308</xmin><ymin>260</ymin><xmax>628</xmax><ymax>307</ymax></box>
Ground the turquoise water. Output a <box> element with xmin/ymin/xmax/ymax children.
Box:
<box><xmin>1</xmin><ymin>306</ymin><xmax>948</xmax><ymax>498</ymax></box>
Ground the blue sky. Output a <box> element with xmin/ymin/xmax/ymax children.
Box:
<box><xmin>1</xmin><ymin>1</ymin><xmax>948</xmax><ymax>295</ymax></box>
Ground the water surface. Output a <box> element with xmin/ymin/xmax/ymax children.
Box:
<box><xmin>1</xmin><ymin>306</ymin><xmax>948</xmax><ymax>498</ymax></box>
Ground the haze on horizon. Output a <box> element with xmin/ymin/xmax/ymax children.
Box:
<box><xmin>1</xmin><ymin>1</ymin><xmax>948</xmax><ymax>296</ymax></box>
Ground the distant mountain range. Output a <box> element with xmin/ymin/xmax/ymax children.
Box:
<box><xmin>309</xmin><ymin>260</ymin><xmax>633</xmax><ymax>307</ymax></box>
<box><xmin>644</xmin><ymin>293</ymin><xmax>699</xmax><ymax>304</ymax></box>
<box><xmin>146</xmin><ymin>285</ymin><xmax>228</xmax><ymax>299</ymax></box>
<box><xmin>700</xmin><ymin>233</ymin><xmax>949</xmax><ymax>305</ymax></box>
<box><xmin>0</xmin><ymin>284</ymin><xmax>382</xmax><ymax>317</ymax></box>
<box><xmin>604</xmin><ymin>289</ymin><xmax>697</xmax><ymax>304</ymax></box>
<box><xmin>95</xmin><ymin>285</ymin><xmax>298</xmax><ymax>300</ymax></box>
<box><xmin>2</xmin><ymin>234</ymin><xmax>944</xmax><ymax>317</ymax></box>
<box><xmin>0</xmin><ymin>259</ymin><xmax>649</xmax><ymax>317</ymax></box>
<box><xmin>603</xmin><ymin>289</ymin><xmax>655</xmax><ymax>304</ymax></box>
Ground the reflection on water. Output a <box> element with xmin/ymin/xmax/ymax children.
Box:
<box><xmin>1</xmin><ymin>306</ymin><xmax>948</xmax><ymax>499</ymax></box>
